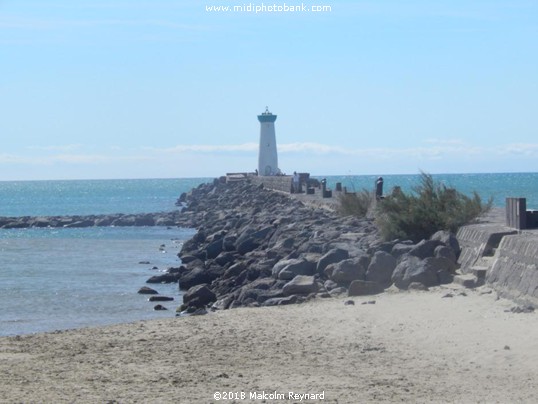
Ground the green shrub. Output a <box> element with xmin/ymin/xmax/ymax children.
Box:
<box><xmin>375</xmin><ymin>172</ymin><xmax>492</xmax><ymax>242</ymax></box>
<box><xmin>336</xmin><ymin>189</ymin><xmax>374</xmax><ymax>218</ymax></box>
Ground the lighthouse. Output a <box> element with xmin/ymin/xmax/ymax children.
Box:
<box><xmin>257</xmin><ymin>107</ymin><xmax>279</xmax><ymax>176</ymax></box>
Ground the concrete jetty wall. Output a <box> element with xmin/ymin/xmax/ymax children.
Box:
<box><xmin>487</xmin><ymin>235</ymin><xmax>538</xmax><ymax>307</ymax></box>
<box><xmin>457</xmin><ymin>221</ymin><xmax>538</xmax><ymax>307</ymax></box>
<box><xmin>456</xmin><ymin>224</ymin><xmax>517</xmax><ymax>274</ymax></box>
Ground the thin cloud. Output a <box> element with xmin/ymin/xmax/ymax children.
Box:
<box><xmin>498</xmin><ymin>143</ymin><xmax>538</xmax><ymax>156</ymax></box>
<box><xmin>3</xmin><ymin>142</ymin><xmax>538</xmax><ymax>168</ymax></box>
<box><xmin>27</xmin><ymin>144</ymin><xmax>85</xmax><ymax>152</ymax></box>
<box><xmin>147</xmin><ymin>143</ymin><xmax>259</xmax><ymax>153</ymax></box>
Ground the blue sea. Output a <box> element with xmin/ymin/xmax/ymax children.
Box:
<box><xmin>1</xmin><ymin>173</ymin><xmax>537</xmax><ymax>337</ymax></box>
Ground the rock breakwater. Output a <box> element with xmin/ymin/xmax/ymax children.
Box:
<box><xmin>0</xmin><ymin>211</ymin><xmax>182</xmax><ymax>229</ymax></box>
<box><xmin>173</xmin><ymin>179</ymin><xmax>462</xmax><ymax>313</ymax></box>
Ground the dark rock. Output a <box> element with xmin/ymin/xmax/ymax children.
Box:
<box><xmin>214</xmin><ymin>251</ymin><xmax>236</xmax><ymax>267</ymax></box>
<box><xmin>391</xmin><ymin>243</ymin><xmax>414</xmax><ymax>259</ymax></box>
<box><xmin>236</xmin><ymin>238</ymin><xmax>260</xmax><ymax>255</ymax></box>
<box><xmin>348</xmin><ymin>280</ymin><xmax>384</xmax><ymax>296</ymax></box>
<box><xmin>149</xmin><ymin>296</ymin><xmax>174</xmax><ymax>301</ymax></box>
<box><xmin>316</xmin><ymin>248</ymin><xmax>349</xmax><ymax>275</ymax></box>
<box><xmin>256</xmin><ymin>289</ymin><xmax>285</xmax><ymax>303</ymax></box>
<box><xmin>237</xmin><ymin>277</ymin><xmax>276</xmax><ymax>303</ymax></box>
<box><xmin>153</xmin><ymin>304</ymin><xmax>168</xmax><ymax>311</ymax></box>
<box><xmin>138</xmin><ymin>286</ymin><xmax>159</xmax><ymax>295</ymax></box>
<box><xmin>222</xmin><ymin>262</ymin><xmax>247</xmax><ymax>279</ymax></box>
<box><xmin>272</xmin><ymin>258</ymin><xmax>315</xmax><ymax>280</ymax></box>
<box><xmin>146</xmin><ymin>273</ymin><xmax>179</xmax><ymax>284</ymax></box>
<box><xmin>262</xmin><ymin>295</ymin><xmax>298</xmax><ymax>306</ymax></box>
<box><xmin>206</xmin><ymin>238</ymin><xmax>224</xmax><ymax>259</ymax></box>
<box><xmin>392</xmin><ymin>255</ymin><xmax>438</xmax><ymax>290</ymax></box>
<box><xmin>183</xmin><ymin>284</ymin><xmax>217</xmax><ymax>308</ymax></box>
<box><xmin>434</xmin><ymin>245</ymin><xmax>457</xmax><ymax>267</ymax></box>
<box><xmin>134</xmin><ymin>215</ymin><xmax>155</xmax><ymax>226</ymax></box>
<box><xmin>344</xmin><ymin>300</ymin><xmax>355</xmax><ymax>305</ymax></box>
<box><xmin>409</xmin><ymin>239</ymin><xmax>443</xmax><ymax>259</ymax></box>
<box><xmin>64</xmin><ymin>219</ymin><xmax>95</xmax><ymax>228</ymax></box>
<box><xmin>94</xmin><ymin>217</ymin><xmax>114</xmax><ymax>226</ymax></box>
<box><xmin>179</xmin><ymin>254</ymin><xmax>199</xmax><ymax>264</ymax></box>
<box><xmin>179</xmin><ymin>267</ymin><xmax>219</xmax><ymax>290</ymax></box>
<box><xmin>282</xmin><ymin>275</ymin><xmax>318</xmax><ymax>296</ymax></box>
<box><xmin>323</xmin><ymin>279</ymin><xmax>339</xmax><ymax>291</ymax></box>
<box><xmin>408</xmin><ymin>282</ymin><xmax>429</xmax><ymax>291</ymax></box>
<box><xmin>328</xmin><ymin>256</ymin><xmax>369</xmax><ymax>285</ymax></box>
<box><xmin>111</xmin><ymin>216</ymin><xmax>136</xmax><ymax>226</ymax></box>
<box><xmin>366</xmin><ymin>251</ymin><xmax>397</xmax><ymax>286</ymax></box>
<box><xmin>431</xmin><ymin>230</ymin><xmax>461</xmax><ymax>258</ymax></box>
<box><xmin>211</xmin><ymin>295</ymin><xmax>235</xmax><ymax>310</ymax></box>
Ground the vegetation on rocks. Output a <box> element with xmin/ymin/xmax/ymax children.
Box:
<box><xmin>336</xmin><ymin>189</ymin><xmax>373</xmax><ymax>218</ymax></box>
<box><xmin>337</xmin><ymin>172</ymin><xmax>492</xmax><ymax>242</ymax></box>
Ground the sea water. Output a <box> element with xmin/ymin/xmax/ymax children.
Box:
<box><xmin>1</xmin><ymin>173</ymin><xmax>537</xmax><ymax>336</ymax></box>
<box><xmin>0</xmin><ymin>178</ymin><xmax>207</xmax><ymax>337</ymax></box>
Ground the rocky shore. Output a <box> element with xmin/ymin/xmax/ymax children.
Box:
<box><xmin>171</xmin><ymin>178</ymin><xmax>462</xmax><ymax>314</ymax></box>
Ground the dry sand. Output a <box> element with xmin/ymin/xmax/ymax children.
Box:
<box><xmin>1</xmin><ymin>285</ymin><xmax>537</xmax><ymax>404</ymax></box>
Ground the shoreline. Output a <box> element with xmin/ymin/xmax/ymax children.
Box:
<box><xmin>1</xmin><ymin>285</ymin><xmax>536</xmax><ymax>403</ymax></box>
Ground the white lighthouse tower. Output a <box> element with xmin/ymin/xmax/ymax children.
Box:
<box><xmin>257</xmin><ymin>106</ymin><xmax>279</xmax><ymax>176</ymax></box>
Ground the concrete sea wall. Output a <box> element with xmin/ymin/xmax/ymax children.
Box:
<box><xmin>456</xmin><ymin>224</ymin><xmax>517</xmax><ymax>274</ymax></box>
<box><xmin>487</xmin><ymin>235</ymin><xmax>538</xmax><ymax>307</ymax></box>
<box><xmin>457</xmin><ymin>221</ymin><xmax>538</xmax><ymax>307</ymax></box>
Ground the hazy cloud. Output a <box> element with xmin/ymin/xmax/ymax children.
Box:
<box><xmin>3</xmin><ymin>142</ymin><xmax>538</xmax><ymax>169</ymax></box>
<box><xmin>27</xmin><ymin>144</ymin><xmax>85</xmax><ymax>152</ymax></box>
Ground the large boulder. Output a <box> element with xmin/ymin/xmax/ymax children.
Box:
<box><xmin>366</xmin><ymin>251</ymin><xmax>397</xmax><ymax>286</ymax></box>
<box><xmin>205</xmin><ymin>238</ymin><xmax>223</xmax><ymax>259</ymax></box>
<box><xmin>434</xmin><ymin>246</ymin><xmax>457</xmax><ymax>270</ymax></box>
<box><xmin>409</xmin><ymin>239</ymin><xmax>443</xmax><ymax>259</ymax></box>
<box><xmin>237</xmin><ymin>277</ymin><xmax>276</xmax><ymax>303</ymax></box>
<box><xmin>392</xmin><ymin>255</ymin><xmax>443</xmax><ymax>289</ymax></box>
<box><xmin>272</xmin><ymin>258</ymin><xmax>315</xmax><ymax>280</ymax></box>
<box><xmin>431</xmin><ymin>230</ymin><xmax>461</xmax><ymax>258</ymax></box>
<box><xmin>214</xmin><ymin>251</ymin><xmax>236</xmax><ymax>267</ymax></box>
<box><xmin>282</xmin><ymin>275</ymin><xmax>319</xmax><ymax>296</ymax></box>
<box><xmin>182</xmin><ymin>284</ymin><xmax>216</xmax><ymax>308</ymax></box>
<box><xmin>327</xmin><ymin>256</ymin><xmax>369</xmax><ymax>285</ymax></box>
<box><xmin>348</xmin><ymin>280</ymin><xmax>384</xmax><ymax>296</ymax></box>
<box><xmin>316</xmin><ymin>248</ymin><xmax>349</xmax><ymax>275</ymax></box>
<box><xmin>138</xmin><ymin>286</ymin><xmax>159</xmax><ymax>294</ymax></box>
<box><xmin>235</xmin><ymin>225</ymin><xmax>274</xmax><ymax>255</ymax></box>
<box><xmin>179</xmin><ymin>267</ymin><xmax>221</xmax><ymax>290</ymax></box>
<box><xmin>391</xmin><ymin>243</ymin><xmax>414</xmax><ymax>259</ymax></box>
<box><xmin>146</xmin><ymin>273</ymin><xmax>179</xmax><ymax>284</ymax></box>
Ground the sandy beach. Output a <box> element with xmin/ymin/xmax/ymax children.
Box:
<box><xmin>1</xmin><ymin>284</ymin><xmax>536</xmax><ymax>404</ymax></box>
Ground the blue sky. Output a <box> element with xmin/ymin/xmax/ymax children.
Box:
<box><xmin>1</xmin><ymin>1</ymin><xmax>537</xmax><ymax>180</ymax></box>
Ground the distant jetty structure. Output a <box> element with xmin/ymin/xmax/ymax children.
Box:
<box><xmin>257</xmin><ymin>107</ymin><xmax>279</xmax><ymax>176</ymax></box>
